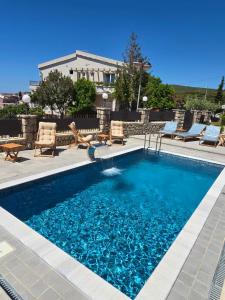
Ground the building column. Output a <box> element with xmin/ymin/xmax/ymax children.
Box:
<box><xmin>96</xmin><ymin>107</ymin><xmax>111</xmax><ymax>132</ymax></box>
<box><xmin>173</xmin><ymin>109</ymin><xmax>186</xmax><ymax>128</ymax></box>
<box><xmin>138</xmin><ymin>109</ymin><xmax>151</xmax><ymax>124</ymax></box>
<box><xmin>18</xmin><ymin>115</ymin><xmax>38</xmax><ymax>149</ymax></box>
<box><xmin>192</xmin><ymin>110</ymin><xmax>202</xmax><ymax>123</ymax></box>
<box><xmin>203</xmin><ymin>110</ymin><xmax>212</xmax><ymax>123</ymax></box>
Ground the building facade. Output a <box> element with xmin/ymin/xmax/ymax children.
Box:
<box><xmin>0</xmin><ymin>93</ymin><xmax>19</xmax><ymax>108</ymax></box>
<box><xmin>30</xmin><ymin>50</ymin><xmax>123</xmax><ymax>109</ymax></box>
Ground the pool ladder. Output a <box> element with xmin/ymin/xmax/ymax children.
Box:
<box><xmin>144</xmin><ymin>132</ymin><xmax>162</xmax><ymax>153</ymax></box>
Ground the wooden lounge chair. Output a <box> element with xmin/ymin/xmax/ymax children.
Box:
<box><xmin>34</xmin><ymin>122</ymin><xmax>56</xmax><ymax>157</ymax></box>
<box><xmin>68</xmin><ymin>122</ymin><xmax>94</xmax><ymax>148</ymax></box>
<box><xmin>110</xmin><ymin>121</ymin><xmax>124</xmax><ymax>145</ymax></box>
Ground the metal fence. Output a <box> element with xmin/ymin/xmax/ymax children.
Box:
<box><xmin>0</xmin><ymin>119</ymin><xmax>22</xmax><ymax>137</ymax></box>
<box><xmin>183</xmin><ymin>111</ymin><xmax>194</xmax><ymax>130</ymax></box>
<box><xmin>37</xmin><ymin>114</ymin><xmax>99</xmax><ymax>131</ymax></box>
<box><xmin>110</xmin><ymin>111</ymin><xmax>141</xmax><ymax>122</ymax></box>
<box><xmin>149</xmin><ymin>110</ymin><xmax>175</xmax><ymax>122</ymax></box>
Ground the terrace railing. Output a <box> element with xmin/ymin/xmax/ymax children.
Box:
<box><xmin>37</xmin><ymin>113</ymin><xmax>99</xmax><ymax>132</ymax></box>
<box><xmin>0</xmin><ymin>119</ymin><xmax>23</xmax><ymax>137</ymax></box>
<box><xmin>149</xmin><ymin>110</ymin><xmax>175</xmax><ymax>122</ymax></box>
<box><xmin>110</xmin><ymin>111</ymin><xmax>141</xmax><ymax>122</ymax></box>
<box><xmin>183</xmin><ymin>110</ymin><xmax>194</xmax><ymax>130</ymax></box>
<box><xmin>29</xmin><ymin>81</ymin><xmax>41</xmax><ymax>86</ymax></box>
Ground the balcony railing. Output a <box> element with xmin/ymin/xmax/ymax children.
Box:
<box><xmin>29</xmin><ymin>81</ymin><xmax>40</xmax><ymax>86</ymax></box>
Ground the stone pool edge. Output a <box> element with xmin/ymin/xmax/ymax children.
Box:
<box><xmin>0</xmin><ymin>146</ymin><xmax>224</xmax><ymax>300</ymax></box>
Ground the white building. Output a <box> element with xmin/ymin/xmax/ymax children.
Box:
<box><xmin>30</xmin><ymin>50</ymin><xmax>123</xmax><ymax>109</ymax></box>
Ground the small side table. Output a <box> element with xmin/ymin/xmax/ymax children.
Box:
<box><xmin>0</xmin><ymin>143</ymin><xmax>24</xmax><ymax>162</ymax></box>
<box><xmin>97</xmin><ymin>133</ymin><xmax>109</xmax><ymax>144</ymax></box>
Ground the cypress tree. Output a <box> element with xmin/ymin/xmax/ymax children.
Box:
<box><xmin>114</xmin><ymin>33</ymin><xmax>151</xmax><ymax>110</ymax></box>
<box><xmin>215</xmin><ymin>76</ymin><xmax>224</xmax><ymax>105</ymax></box>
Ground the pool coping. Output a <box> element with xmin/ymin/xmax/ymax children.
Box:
<box><xmin>0</xmin><ymin>146</ymin><xmax>224</xmax><ymax>300</ymax></box>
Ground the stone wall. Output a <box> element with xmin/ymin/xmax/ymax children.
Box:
<box><xmin>0</xmin><ymin>137</ymin><xmax>27</xmax><ymax>147</ymax></box>
<box><xmin>173</xmin><ymin>109</ymin><xmax>212</xmax><ymax>128</ymax></box>
<box><xmin>56</xmin><ymin>133</ymin><xmax>74</xmax><ymax>147</ymax></box>
<box><xmin>123</xmin><ymin>121</ymin><xmax>165</xmax><ymax>137</ymax></box>
<box><xmin>55</xmin><ymin>130</ymin><xmax>100</xmax><ymax>147</ymax></box>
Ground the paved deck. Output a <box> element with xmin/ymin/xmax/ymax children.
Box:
<box><xmin>0</xmin><ymin>136</ymin><xmax>225</xmax><ymax>300</ymax></box>
<box><xmin>0</xmin><ymin>139</ymin><xmax>140</xmax><ymax>185</ymax></box>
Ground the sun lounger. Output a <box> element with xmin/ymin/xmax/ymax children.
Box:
<box><xmin>159</xmin><ymin>121</ymin><xmax>178</xmax><ymax>138</ymax></box>
<box><xmin>199</xmin><ymin>125</ymin><xmax>220</xmax><ymax>146</ymax></box>
<box><xmin>68</xmin><ymin>122</ymin><xmax>95</xmax><ymax>148</ymax></box>
<box><xmin>175</xmin><ymin>123</ymin><xmax>206</xmax><ymax>141</ymax></box>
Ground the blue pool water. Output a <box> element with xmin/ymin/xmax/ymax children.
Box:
<box><xmin>0</xmin><ymin>150</ymin><xmax>223</xmax><ymax>299</ymax></box>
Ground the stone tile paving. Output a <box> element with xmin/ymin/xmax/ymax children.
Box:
<box><xmin>0</xmin><ymin>288</ymin><xmax>11</xmax><ymax>300</ymax></box>
<box><xmin>0</xmin><ymin>225</ymin><xmax>90</xmax><ymax>300</ymax></box>
<box><xmin>0</xmin><ymin>139</ymin><xmax>140</xmax><ymax>184</ymax></box>
<box><xmin>167</xmin><ymin>188</ymin><xmax>225</xmax><ymax>300</ymax></box>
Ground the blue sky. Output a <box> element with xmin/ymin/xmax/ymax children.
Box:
<box><xmin>1</xmin><ymin>0</ymin><xmax>225</xmax><ymax>92</ymax></box>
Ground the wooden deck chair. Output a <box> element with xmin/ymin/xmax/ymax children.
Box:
<box><xmin>110</xmin><ymin>121</ymin><xmax>124</xmax><ymax>145</ymax></box>
<box><xmin>68</xmin><ymin>122</ymin><xmax>94</xmax><ymax>148</ymax></box>
<box><xmin>34</xmin><ymin>122</ymin><xmax>56</xmax><ymax>157</ymax></box>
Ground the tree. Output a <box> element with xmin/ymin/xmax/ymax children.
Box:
<box><xmin>144</xmin><ymin>76</ymin><xmax>175</xmax><ymax>109</ymax></box>
<box><xmin>18</xmin><ymin>91</ymin><xmax>23</xmax><ymax>100</ymax></box>
<box><xmin>31</xmin><ymin>70</ymin><xmax>74</xmax><ymax>117</ymax></box>
<box><xmin>113</xmin><ymin>69</ymin><xmax>131</xmax><ymax>110</ymax></box>
<box><xmin>185</xmin><ymin>95</ymin><xmax>220</xmax><ymax>112</ymax></box>
<box><xmin>215</xmin><ymin>76</ymin><xmax>224</xmax><ymax>105</ymax></box>
<box><xmin>114</xmin><ymin>32</ymin><xmax>151</xmax><ymax>110</ymax></box>
<box><xmin>68</xmin><ymin>78</ymin><xmax>96</xmax><ymax>114</ymax></box>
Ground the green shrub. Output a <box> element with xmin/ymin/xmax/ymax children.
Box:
<box><xmin>0</xmin><ymin>104</ymin><xmax>28</xmax><ymax>118</ymax></box>
<box><xmin>185</xmin><ymin>95</ymin><xmax>220</xmax><ymax>112</ymax></box>
<box><xmin>29</xmin><ymin>106</ymin><xmax>44</xmax><ymax>116</ymax></box>
<box><xmin>220</xmin><ymin>114</ymin><xmax>225</xmax><ymax>125</ymax></box>
<box><xmin>0</xmin><ymin>104</ymin><xmax>44</xmax><ymax>118</ymax></box>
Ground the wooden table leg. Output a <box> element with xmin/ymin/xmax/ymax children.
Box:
<box><xmin>219</xmin><ymin>136</ymin><xmax>225</xmax><ymax>146</ymax></box>
<box><xmin>5</xmin><ymin>151</ymin><xmax>19</xmax><ymax>162</ymax></box>
<box><xmin>5</xmin><ymin>151</ymin><xmax>10</xmax><ymax>161</ymax></box>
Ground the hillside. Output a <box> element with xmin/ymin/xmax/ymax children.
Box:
<box><xmin>170</xmin><ymin>84</ymin><xmax>218</xmax><ymax>103</ymax></box>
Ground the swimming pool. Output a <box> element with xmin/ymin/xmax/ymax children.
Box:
<box><xmin>0</xmin><ymin>150</ymin><xmax>223</xmax><ymax>299</ymax></box>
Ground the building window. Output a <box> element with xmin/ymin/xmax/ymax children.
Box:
<box><xmin>104</xmin><ymin>73</ymin><xmax>115</xmax><ymax>84</ymax></box>
<box><xmin>111</xmin><ymin>73</ymin><xmax>115</xmax><ymax>83</ymax></box>
<box><xmin>77</xmin><ymin>72</ymin><xmax>81</xmax><ymax>79</ymax></box>
<box><xmin>69</xmin><ymin>69</ymin><xmax>73</xmax><ymax>75</ymax></box>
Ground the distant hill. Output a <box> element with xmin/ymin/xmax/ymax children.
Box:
<box><xmin>170</xmin><ymin>84</ymin><xmax>218</xmax><ymax>104</ymax></box>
